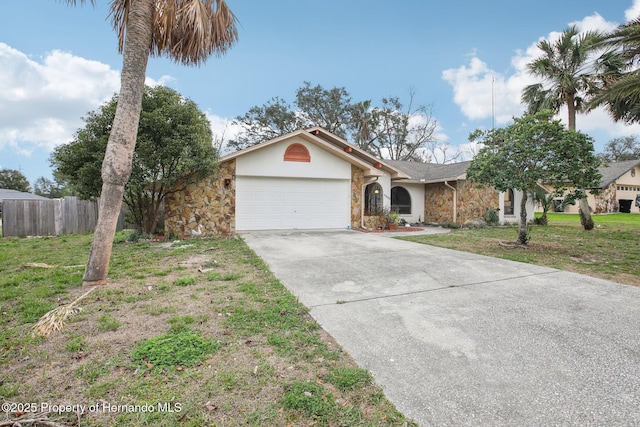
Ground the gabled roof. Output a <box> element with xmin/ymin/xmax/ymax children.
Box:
<box><xmin>220</xmin><ymin>127</ymin><xmax>410</xmax><ymax>179</ymax></box>
<box><xmin>598</xmin><ymin>159</ymin><xmax>640</xmax><ymax>189</ymax></box>
<box><xmin>0</xmin><ymin>189</ymin><xmax>49</xmax><ymax>202</ymax></box>
<box><xmin>385</xmin><ymin>160</ymin><xmax>471</xmax><ymax>183</ymax></box>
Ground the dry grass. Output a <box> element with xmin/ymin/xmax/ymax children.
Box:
<box><xmin>0</xmin><ymin>232</ymin><xmax>415</xmax><ymax>426</ymax></box>
<box><xmin>402</xmin><ymin>213</ymin><xmax>640</xmax><ymax>287</ymax></box>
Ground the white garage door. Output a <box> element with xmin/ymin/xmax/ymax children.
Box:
<box><xmin>236</xmin><ymin>176</ymin><xmax>351</xmax><ymax>230</ymax></box>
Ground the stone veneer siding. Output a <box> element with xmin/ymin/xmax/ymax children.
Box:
<box><xmin>424</xmin><ymin>180</ymin><xmax>498</xmax><ymax>224</ymax></box>
<box><xmin>457</xmin><ymin>181</ymin><xmax>499</xmax><ymax>222</ymax></box>
<box><xmin>351</xmin><ymin>165</ymin><xmax>364</xmax><ymax>229</ymax></box>
<box><xmin>594</xmin><ymin>184</ymin><xmax>616</xmax><ymax>213</ymax></box>
<box><xmin>363</xmin><ymin>215</ymin><xmax>386</xmax><ymax>229</ymax></box>
<box><xmin>164</xmin><ymin>160</ymin><xmax>236</xmax><ymax>236</ymax></box>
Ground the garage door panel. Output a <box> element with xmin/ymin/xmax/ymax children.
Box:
<box><xmin>236</xmin><ymin>177</ymin><xmax>350</xmax><ymax>230</ymax></box>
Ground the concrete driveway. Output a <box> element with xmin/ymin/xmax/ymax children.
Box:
<box><xmin>241</xmin><ymin>230</ymin><xmax>640</xmax><ymax>426</ymax></box>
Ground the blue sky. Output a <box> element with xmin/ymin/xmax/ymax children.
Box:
<box><xmin>1</xmin><ymin>0</ymin><xmax>640</xmax><ymax>186</ymax></box>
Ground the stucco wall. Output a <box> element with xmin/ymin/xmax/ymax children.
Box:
<box><xmin>613</xmin><ymin>166</ymin><xmax>640</xmax><ymax>213</ymax></box>
<box><xmin>391</xmin><ymin>183</ymin><xmax>425</xmax><ymax>223</ymax></box>
<box><xmin>236</xmin><ymin>137</ymin><xmax>351</xmax><ymax>179</ymax></box>
<box><xmin>498</xmin><ymin>190</ymin><xmax>534</xmax><ymax>223</ymax></box>
<box><xmin>164</xmin><ymin>160</ymin><xmax>236</xmax><ymax>236</ymax></box>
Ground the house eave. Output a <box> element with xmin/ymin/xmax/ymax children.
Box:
<box><xmin>305</xmin><ymin>127</ymin><xmax>410</xmax><ymax>179</ymax></box>
<box><xmin>219</xmin><ymin>129</ymin><xmax>390</xmax><ymax>178</ymax></box>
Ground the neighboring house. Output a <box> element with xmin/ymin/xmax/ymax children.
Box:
<box><xmin>546</xmin><ymin>159</ymin><xmax>640</xmax><ymax>214</ymax></box>
<box><xmin>165</xmin><ymin>128</ymin><xmax>531</xmax><ymax>235</ymax></box>
<box><xmin>0</xmin><ymin>188</ymin><xmax>49</xmax><ymax>214</ymax></box>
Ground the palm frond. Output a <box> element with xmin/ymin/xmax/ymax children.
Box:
<box><xmin>110</xmin><ymin>0</ymin><xmax>238</xmax><ymax>65</ymax></box>
<box><xmin>162</xmin><ymin>0</ymin><xmax>238</xmax><ymax>65</ymax></box>
<box><xmin>31</xmin><ymin>287</ymin><xmax>96</xmax><ymax>337</ymax></box>
<box><xmin>63</xmin><ymin>0</ymin><xmax>96</xmax><ymax>5</ymax></box>
<box><xmin>109</xmin><ymin>0</ymin><xmax>130</xmax><ymax>53</ymax></box>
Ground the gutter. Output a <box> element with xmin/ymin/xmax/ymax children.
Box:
<box><xmin>444</xmin><ymin>181</ymin><xmax>457</xmax><ymax>223</ymax></box>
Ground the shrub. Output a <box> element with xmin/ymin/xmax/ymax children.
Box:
<box><xmin>484</xmin><ymin>208</ymin><xmax>499</xmax><ymax>224</ymax></box>
<box><xmin>533</xmin><ymin>216</ymin><xmax>548</xmax><ymax>226</ymax></box>
<box><xmin>464</xmin><ymin>219</ymin><xmax>487</xmax><ymax>229</ymax></box>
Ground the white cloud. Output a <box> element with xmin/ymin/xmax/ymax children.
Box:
<box><xmin>570</xmin><ymin>12</ymin><xmax>617</xmax><ymax>33</ymax></box>
<box><xmin>625</xmin><ymin>0</ymin><xmax>640</xmax><ymax>22</ymax></box>
<box><xmin>441</xmin><ymin>57</ymin><xmax>526</xmax><ymax>126</ymax></box>
<box><xmin>442</xmin><ymin>13</ymin><xmax>640</xmax><ymax>143</ymax></box>
<box><xmin>204</xmin><ymin>111</ymin><xmax>243</xmax><ymax>154</ymax></box>
<box><xmin>0</xmin><ymin>43</ymin><xmax>120</xmax><ymax>152</ymax></box>
<box><xmin>146</xmin><ymin>74</ymin><xmax>175</xmax><ymax>87</ymax></box>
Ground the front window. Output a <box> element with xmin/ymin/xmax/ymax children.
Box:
<box><xmin>504</xmin><ymin>189</ymin><xmax>514</xmax><ymax>215</ymax></box>
<box><xmin>391</xmin><ymin>186</ymin><xmax>411</xmax><ymax>215</ymax></box>
<box><xmin>365</xmin><ymin>183</ymin><xmax>383</xmax><ymax>215</ymax></box>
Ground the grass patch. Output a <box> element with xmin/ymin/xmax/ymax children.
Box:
<box><xmin>174</xmin><ymin>276</ymin><xmax>197</xmax><ymax>287</ymax></box>
<box><xmin>97</xmin><ymin>313</ymin><xmax>121</xmax><ymax>332</ymax></box>
<box><xmin>132</xmin><ymin>331</ymin><xmax>219</xmax><ymax>370</ymax></box>
<box><xmin>402</xmin><ymin>213</ymin><xmax>640</xmax><ymax>286</ymax></box>
<box><xmin>65</xmin><ymin>335</ymin><xmax>85</xmax><ymax>353</ymax></box>
<box><xmin>325</xmin><ymin>366</ymin><xmax>373</xmax><ymax>391</ymax></box>
<box><xmin>207</xmin><ymin>271</ymin><xmax>243</xmax><ymax>281</ymax></box>
<box><xmin>0</xmin><ymin>233</ymin><xmax>417</xmax><ymax>426</ymax></box>
<box><xmin>282</xmin><ymin>380</ymin><xmax>337</xmax><ymax>421</ymax></box>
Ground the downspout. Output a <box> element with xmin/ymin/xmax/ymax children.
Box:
<box><xmin>444</xmin><ymin>181</ymin><xmax>457</xmax><ymax>224</ymax></box>
<box><xmin>362</xmin><ymin>177</ymin><xmax>378</xmax><ymax>227</ymax></box>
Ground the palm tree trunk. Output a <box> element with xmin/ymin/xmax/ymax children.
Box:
<box><xmin>567</xmin><ymin>94</ymin><xmax>577</xmax><ymax>131</ymax></box>
<box><xmin>578</xmin><ymin>197</ymin><xmax>595</xmax><ymax>230</ymax></box>
<box><xmin>567</xmin><ymin>96</ymin><xmax>595</xmax><ymax>231</ymax></box>
<box><xmin>83</xmin><ymin>0</ymin><xmax>154</xmax><ymax>285</ymax></box>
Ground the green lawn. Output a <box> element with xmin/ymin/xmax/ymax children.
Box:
<box><xmin>401</xmin><ymin>213</ymin><xmax>640</xmax><ymax>286</ymax></box>
<box><xmin>0</xmin><ymin>232</ymin><xmax>416</xmax><ymax>426</ymax></box>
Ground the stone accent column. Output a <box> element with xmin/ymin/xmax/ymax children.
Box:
<box><xmin>594</xmin><ymin>184</ymin><xmax>616</xmax><ymax>213</ymax></box>
<box><xmin>351</xmin><ymin>165</ymin><xmax>364</xmax><ymax>229</ymax></box>
<box><xmin>164</xmin><ymin>160</ymin><xmax>236</xmax><ymax>236</ymax></box>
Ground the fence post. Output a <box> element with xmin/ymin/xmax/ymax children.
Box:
<box><xmin>54</xmin><ymin>199</ymin><xmax>63</xmax><ymax>235</ymax></box>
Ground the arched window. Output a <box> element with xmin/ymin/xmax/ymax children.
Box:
<box><xmin>284</xmin><ymin>143</ymin><xmax>310</xmax><ymax>162</ymax></box>
<box><xmin>391</xmin><ymin>186</ymin><xmax>411</xmax><ymax>215</ymax></box>
<box><xmin>365</xmin><ymin>183</ymin><xmax>383</xmax><ymax>216</ymax></box>
<box><xmin>504</xmin><ymin>189</ymin><xmax>514</xmax><ymax>215</ymax></box>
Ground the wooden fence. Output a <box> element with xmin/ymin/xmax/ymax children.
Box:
<box><xmin>1</xmin><ymin>197</ymin><xmax>127</xmax><ymax>237</ymax></box>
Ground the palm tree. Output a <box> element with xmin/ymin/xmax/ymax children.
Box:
<box><xmin>588</xmin><ymin>17</ymin><xmax>640</xmax><ymax>124</ymax></box>
<box><xmin>521</xmin><ymin>25</ymin><xmax>603</xmax><ymax>231</ymax></box>
<box><xmin>67</xmin><ymin>0</ymin><xmax>238</xmax><ymax>285</ymax></box>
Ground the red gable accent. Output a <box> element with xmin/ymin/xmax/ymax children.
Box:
<box><xmin>284</xmin><ymin>143</ymin><xmax>311</xmax><ymax>162</ymax></box>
